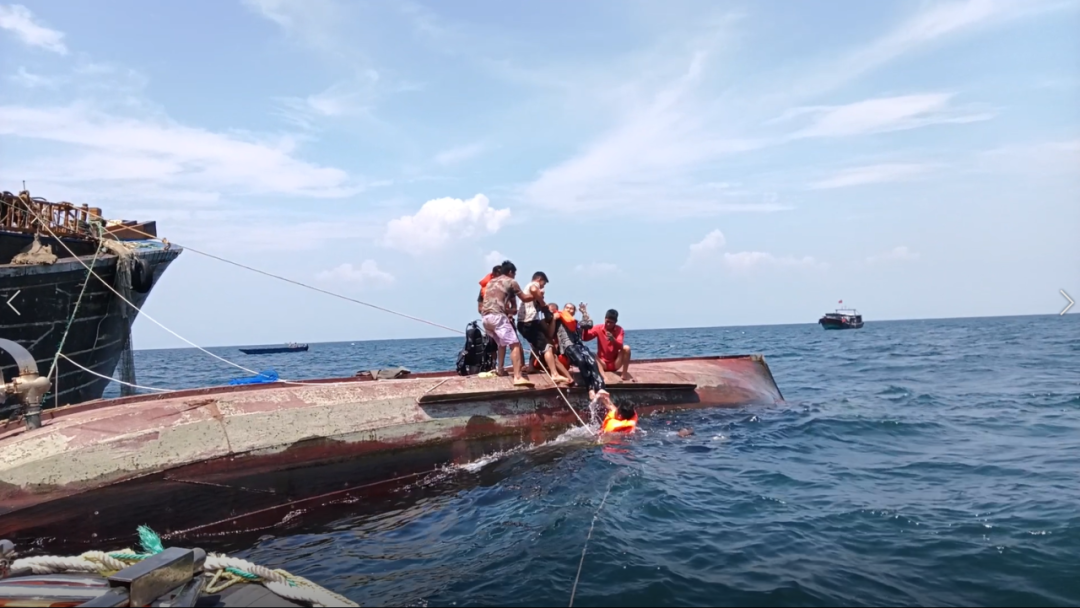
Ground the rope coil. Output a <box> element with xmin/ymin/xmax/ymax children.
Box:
<box><xmin>9</xmin><ymin>527</ymin><xmax>358</xmax><ymax>607</ymax></box>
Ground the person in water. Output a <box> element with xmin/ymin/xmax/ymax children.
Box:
<box><xmin>601</xmin><ymin>400</ymin><xmax>638</xmax><ymax>434</ymax></box>
<box><xmin>582</xmin><ymin>307</ymin><xmax>633</xmax><ymax>381</ymax></box>
<box><xmin>480</xmin><ymin>261</ymin><xmax>536</xmax><ymax>387</ymax></box>
<box><xmin>517</xmin><ymin>271</ymin><xmax>570</xmax><ymax>384</ymax></box>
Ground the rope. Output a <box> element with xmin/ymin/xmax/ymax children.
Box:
<box><xmin>9</xmin><ymin>527</ymin><xmax>358</xmax><ymax>607</ymax></box>
<box><xmin>47</xmin><ymin>223</ymin><xmax>105</xmax><ymax>383</ymax></box>
<box><xmin>18</xmin><ymin>198</ymin><xmax>594</xmax><ymax>434</ymax></box>
<box><xmin>18</xmin><ymin>202</ymin><xmax>261</xmax><ymax>378</ymax></box>
<box><xmin>568</xmin><ymin>472</ymin><xmax>620</xmax><ymax>607</ymax></box>
<box><xmin>58</xmin><ymin>353</ymin><xmax>174</xmax><ymax>393</ymax></box>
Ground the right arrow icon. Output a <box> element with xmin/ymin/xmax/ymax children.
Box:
<box><xmin>1062</xmin><ymin>290</ymin><xmax>1075</xmax><ymax>315</ymax></box>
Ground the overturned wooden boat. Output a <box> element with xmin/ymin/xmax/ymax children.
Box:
<box><xmin>0</xmin><ymin>346</ymin><xmax>783</xmax><ymax>544</ymax></box>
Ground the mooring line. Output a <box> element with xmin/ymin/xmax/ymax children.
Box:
<box><xmin>19</xmin><ymin>197</ymin><xmax>596</xmax><ymax>435</ymax></box>
<box><xmin>568</xmin><ymin>470</ymin><xmax>622</xmax><ymax>607</ymax></box>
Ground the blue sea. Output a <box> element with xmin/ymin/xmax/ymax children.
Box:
<box><xmin>106</xmin><ymin>314</ymin><xmax>1079</xmax><ymax>607</ymax></box>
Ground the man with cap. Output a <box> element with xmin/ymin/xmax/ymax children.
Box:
<box><xmin>582</xmin><ymin>305</ymin><xmax>632</xmax><ymax>381</ymax></box>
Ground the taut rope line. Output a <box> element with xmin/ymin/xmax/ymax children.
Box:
<box><xmin>19</xmin><ymin>199</ymin><xmax>593</xmax><ymax>433</ymax></box>
<box><xmin>18</xmin><ymin>203</ymin><xmax>261</xmax><ymax>377</ymax></box>
<box><xmin>568</xmin><ymin>471</ymin><xmax>621</xmax><ymax>607</ymax></box>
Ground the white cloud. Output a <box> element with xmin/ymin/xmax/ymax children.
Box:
<box><xmin>315</xmin><ymin>260</ymin><xmax>395</xmax><ymax>287</ymax></box>
<box><xmin>787</xmin><ymin>94</ymin><xmax>993</xmax><ymax>139</ymax></box>
<box><xmin>382</xmin><ymin>194</ymin><xmax>511</xmax><ymax>255</ymax></box>
<box><xmin>688</xmin><ymin>229</ymin><xmax>726</xmax><ymax>261</ymax></box>
<box><xmin>866</xmin><ymin>246</ymin><xmax>921</xmax><ymax>264</ymax></box>
<box><xmin>782</xmin><ymin>0</ymin><xmax>1062</xmax><ymax>100</ymax></box>
<box><xmin>573</xmin><ymin>262</ymin><xmax>620</xmax><ymax>274</ymax></box>
<box><xmin>0</xmin><ymin>4</ymin><xmax>67</xmax><ymax>54</ymax></box>
<box><xmin>0</xmin><ymin>104</ymin><xmax>360</xmax><ymax>201</ymax></box>
<box><xmin>241</xmin><ymin>0</ymin><xmax>345</xmax><ymax>53</ymax></box>
<box><xmin>976</xmin><ymin>139</ymin><xmax>1080</xmax><ymax>175</ymax></box>
<box><xmin>274</xmin><ymin>74</ymin><xmax>388</xmax><ymax>129</ymax></box>
<box><xmin>9</xmin><ymin>66</ymin><xmax>57</xmax><ymax>88</ymax></box>
<box><xmin>435</xmin><ymin>142</ymin><xmax>486</xmax><ymax>165</ymax></box>
<box><xmin>484</xmin><ymin>250</ymin><xmax>505</xmax><ymax>268</ymax></box>
<box><xmin>721</xmin><ymin>251</ymin><xmax>826</xmax><ymax>273</ymax></box>
<box><xmin>684</xmin><ymin>229</ymin><xmax>824</xmax><ymax>272</ymax></box>
<box><xmin>809</xmin><ymin>163</ymin><xmax>937</xmax><ymax>189</ymax></box>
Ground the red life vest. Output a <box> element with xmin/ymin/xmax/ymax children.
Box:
<box><xmin>602</xmin><ymin>410</ymin><xmax>638</xmax><ymax>433</ymax></box>
<box><xmin>556</xmin><ymin>310</ymin><xmax>578</xmax><ymax>333</ymax></box>
<box><xmin>479</xmin><ymin>273</ymin><xmax>493</xmax><ymax>299</ymax></box>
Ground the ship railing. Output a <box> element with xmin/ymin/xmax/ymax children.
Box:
<box><xmin>0</xmin><ymin>191</ymin><xmax>101</xmax><ymax>239</ymax></box>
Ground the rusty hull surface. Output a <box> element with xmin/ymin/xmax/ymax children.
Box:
<box><xmin>0</xmin><ymin>355</ymin><xmax>783</xmax><ymax>524</ymax></box>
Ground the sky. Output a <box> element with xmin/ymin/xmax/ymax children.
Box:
<box><xmin>1</xmin><ymin>0</ymin><xmax>1078</xmax><ymax>350</ymax></box>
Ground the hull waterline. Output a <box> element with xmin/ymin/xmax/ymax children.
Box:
<box><xmin>0</xmin><ymin>354</ymin><xmax>784</xmax><ymax>543</ymax></box>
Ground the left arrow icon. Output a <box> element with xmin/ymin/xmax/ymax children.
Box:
<box><xmin>1062</xmin><ymin>289</ymin><xmax>1075</xmax><ymax>316</ymax></box>
<box><xmin>5</xmin><ymin>290</ymin><xmax>19</xmax><ymax>316</ymax></box>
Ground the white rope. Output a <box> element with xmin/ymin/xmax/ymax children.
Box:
<box><xmin>58</xmin><ymin>353</ymin><xmax>174</xmax><ymax>394</ymax></box>
<box><xmin>19</xmin><ymin>202</ymin><xmax>260</xmax><ymax>377</ymax></box>
<box><xmin>47</xmin><ymin>224</ymin><xmax>105</xmax><ymax>382</ymax></box>
<box><xmin>568</xmin><ymin>473</ymin><xmax>619</xmax><ymax>607</ymax></box>
<box><xmin>19</xmin><ymin>196</ymin><xmax>599</xmax><ymax>432</ymax></box>
<box><xmin>524</xmin><ymin>342</ymin><xmax>596</xmax><ymax>436</ymax></box>
<box><xmin>10</xmin><ymin>552</ymin><xmax>357</xmax><ymax>607</ymax></box>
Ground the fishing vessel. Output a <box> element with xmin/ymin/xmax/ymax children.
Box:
<box><xmin>239</xmin><ymin>342</ymin><xmax>309</xmax><ymax>355</ymax></box>
<box><xmin>0</xmin><ymin>190</ymin><xmax>180</xmax><ymax>410</ymax></box>
<box><xmin>819</xmin><ymin>301</ymin><xmax>864</xmax><ymax>330</ymax></box>
<box><xmin>0</xmin><ymin>345</ymin><xmax>783</xmax><ymax>542</ymax></box>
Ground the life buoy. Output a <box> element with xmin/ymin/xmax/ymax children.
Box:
<box><xmin>130</xmin><ymin>258</ymin><xmax>154</xmax><ymax>293</ymax></box>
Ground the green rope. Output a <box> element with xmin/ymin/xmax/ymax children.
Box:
<box><xmin>108</xmin><ymin>526</ymin><xmax>268</xmax><ymax>582</ymax></box>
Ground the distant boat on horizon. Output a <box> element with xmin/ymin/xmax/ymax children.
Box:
<box><xmin>820</xmin><ymin>301</ymin><xmax>864</xmax><ymax>330</ymax></box>
<box><xmin>239</xmin><ymin>342</ymin><xmax>309</xmax><ymax>355</ymax></box>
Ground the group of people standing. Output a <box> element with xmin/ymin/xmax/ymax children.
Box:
<box><xmin>476</xmin><ymin>259</ymin><xmax>637</xmax><ymax>432</ymax></box>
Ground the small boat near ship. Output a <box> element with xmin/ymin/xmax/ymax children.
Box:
<box><xmin>819</xmin><ymin>302</ymin><xmax>864</xmax><ymax>330</ymax></box>
<box><xmin>0</xmin><ymin>345</ymin><xmax>783</xmax><ymax>541</ymax></box>
<box><xmin>239</xmin><ymin>342</ymin><xmax>309</xmax><ymax>355</ymax></box>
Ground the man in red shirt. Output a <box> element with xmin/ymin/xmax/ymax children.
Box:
<box><xmin>582</xmin><ymin>306</ymin><xmax>632</xmax><ymax>381</ymax></box>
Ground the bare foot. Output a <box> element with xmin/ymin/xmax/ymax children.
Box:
<box><xmin>621</xmin><ymin>371</ymin><xmax>635</xmax><ymax>382</ymax></box>
<box><xmin>495</xmin><ymin>369</ymin><xmax>509</xmax><ymax>377</ymax></box>
<box><xmin>513</xmin><ymin>377</ymin><xmax>535</xmax><ymax>388</ymax></box>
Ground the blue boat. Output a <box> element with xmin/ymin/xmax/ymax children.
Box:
<box><xmin>239</xmin><ymin>342</ymin><xmax>309</xmax><ymax>355</ymax></box>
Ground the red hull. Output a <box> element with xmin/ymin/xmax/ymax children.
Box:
<box><xmin>0</xmin><ymin>355</ymin><xmax>783</xmax><ymax>542</ymax></box>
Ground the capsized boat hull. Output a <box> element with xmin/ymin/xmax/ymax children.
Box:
<box><xmin>0</xmin><ymin>355</ymin><xmax>783</xmax><ymax>539</ymax></box>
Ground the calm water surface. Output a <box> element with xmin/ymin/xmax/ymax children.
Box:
<box><xmin>105</xmin><ymin>315</ymin><xmax>1079</xmax><ymax>607</ymax></box>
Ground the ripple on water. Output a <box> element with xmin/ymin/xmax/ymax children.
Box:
<box><xmin>90</xmin><ymin>315</ymin><xmax>1080</xmax><ymax>607</ymax></box>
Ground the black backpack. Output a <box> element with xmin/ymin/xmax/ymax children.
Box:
<box><xmin>456</xmin><ymin>321</ymin><xmax>498</xmax><ymax>376</ymax></box>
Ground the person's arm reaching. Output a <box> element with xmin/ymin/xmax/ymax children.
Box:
<box><xmin>513</xmin><ymin>281</ymin><xmax>535</xmax><ymax>302</ymax></box>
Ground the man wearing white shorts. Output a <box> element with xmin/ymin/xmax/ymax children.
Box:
<box><xmin>480</xmin><ymin>261</ymin><xmax>536</xmax><ymax>387</ymax></box>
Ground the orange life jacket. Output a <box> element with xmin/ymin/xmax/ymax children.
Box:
<box><xmin>602</xmin><ymin>410</ymin><xmax>638</xmax><ymax>433</ymax></box>
<box><xmin>479</xmin><ymin>273</ymin><xmax>493</xmax><ymax>299</ymax></box>
<box><xmin>556</xmin><ymin>310</ymin><xmax>578</xmax><ymax>333</ymax></box>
